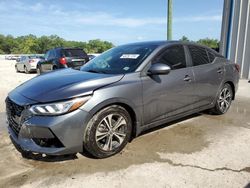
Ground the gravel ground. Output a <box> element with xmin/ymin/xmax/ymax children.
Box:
<box><xmin>0</xmin><ymin>57</ymin><xmax>250</xmax><ymax>188</ymax></box>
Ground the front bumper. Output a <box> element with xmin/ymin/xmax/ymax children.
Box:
<box><xmin>8</xmin><ymin>109</ymin><xmax>90</xmax><ymax>155</ymax></box>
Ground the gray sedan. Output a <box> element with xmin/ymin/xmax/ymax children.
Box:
<box><xmin>6</xmin><ymin>41</ymin><xmax>239</xmax><ymax>159</ymax></box>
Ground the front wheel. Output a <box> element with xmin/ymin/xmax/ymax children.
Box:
<box><xmin>83</xmin><ymin>105</ymin><xmax>132</xmax><ymax>158</ymax></box>
<box><xmin>211</xmin><ymin>83</ymin><xmax>233</xmax><ymax>115</ymax></box>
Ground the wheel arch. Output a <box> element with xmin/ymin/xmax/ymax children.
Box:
<box><xmin>114</xmin><ymin>102</ymin><xmax>137</xmax><ymax>140</ymax></box>
<box><xmin>52</xmin><ymin>65</ymin><xmax>57</xmax><ymax>70</ymax></box>
<box><xmin>224</xmin><ymin>81</ymin><xmax>235</xmax><ymax>100</ymax></box>
<box><xmin>85</xmin><ymin>99</ymin><xmax>140</xmax><ymax>140</ymax></box>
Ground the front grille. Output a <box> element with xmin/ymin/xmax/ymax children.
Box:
<box><xmin>6</xmin><ymin>97</ymin><xmax>24</xmax><ymax>136</ymax></box>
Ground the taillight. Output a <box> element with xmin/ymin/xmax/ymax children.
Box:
<box><xmin>29</xmin><ymin>59</ymin><xmax>35</xmax><ymax>63</ymax></box>
<box><xmin>59</xmin><ymin>57</ymin><xmax>67</xmax><ymax>65</ymax></box>
<box><xmin>235</xmin><ymin>64</ymin><xmax>240</xmax><ymax>73</ymax></box>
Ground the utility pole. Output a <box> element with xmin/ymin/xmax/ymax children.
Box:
<box><xmin>167</xmin><ymin>0</ymin><xmax>173</xmax><ymax>40</ymax></box>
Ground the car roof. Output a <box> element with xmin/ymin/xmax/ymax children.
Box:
<box><xmin>121</xmin><ymin>41</ymin><xmax>175</xmax><ymax>47</ymax></box>
<box><xmin>122</xmin><ymin>40</ymin><xmax>221</xmax><ymax>56</ymax></box>
<box><xmin>52</xmin><ymin>47</ymin><xmax>83</xmax><ymax>50</ymax></box>
<box><xmin>122</xmin><ymin>40</ymin><xmax>205</xmax><ymax>47</ymax></box>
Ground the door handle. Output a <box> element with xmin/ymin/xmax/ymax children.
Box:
<box><xmin>183</xmin><ymin>75</ymin><xmax>191</xmax><ymax>82</ymax></box>
<box><xmin>217</xmin><ymin>68</ymin><xmax>223</xmax><ymax>74</ymax></box>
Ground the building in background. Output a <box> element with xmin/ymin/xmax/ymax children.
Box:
<box><xmin>220</xmin><ymin>0</ymin><xmax>250</xmax><ymax>79</ymax></box>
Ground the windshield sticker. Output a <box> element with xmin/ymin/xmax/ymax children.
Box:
<box><xmin>123</xmin><ymin>67</ymin><xmax>130</xmax><ymax>71</ymax></box>
<box><xmin>120</xmin><ymin>54</ymin><xmax>140</xmax><ymax>59</ymax></box>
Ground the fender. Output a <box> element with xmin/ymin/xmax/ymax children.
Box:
<box><xmin>84</xmin><ymin>97</ymin><xmax>142</xmax><ymax>136</ymax></box>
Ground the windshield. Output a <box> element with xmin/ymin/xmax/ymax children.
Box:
<box><xmin>80</xmin><ymin>44</ymin><xmax>157</xmax><ymax>74</ymax></box>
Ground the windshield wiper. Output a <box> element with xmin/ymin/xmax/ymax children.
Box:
<box><xmin>85</xmin><ymin>69</ymin><xmax>107</xmax><ymax>74</ymax></box>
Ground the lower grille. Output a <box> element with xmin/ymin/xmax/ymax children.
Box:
<box><xmin>6</xmin><ymin>97</ymin><xmax>24</xmax><ymax>136</ymax></box>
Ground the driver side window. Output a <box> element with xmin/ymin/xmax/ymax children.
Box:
<box><xmin>156</xmin><ymin>45</ymin><xmax>187</xmax><ymax>70</ymax></box>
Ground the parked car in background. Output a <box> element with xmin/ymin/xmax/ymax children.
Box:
<box><xmin>15</xmin><ymin>56</ymin><xmax>21</xmax><ymax>62</ymax></box>
<box><xmin>6</xmin><ymin>41</ymin><xmax>239</xmax><ymax>159</ymax></box>
<box><xmin>5</xmin><ymin>55</ymin><xmax>21</xmax><ymax>60</ymax></box>
<box><xmin>5</xmin><ymin>55</ymin><xmax>12</xmax><ymax>60</ymax></box>
<box><xmin>37</xmin><ymin>47</ymin><xmax>89</xmax><ymax>74</ymax></box>
<box><xmin>11</xmin><ymin>55</ymin><xmax>20</xmax><ymax>60</ymax></box>
<box><xmin>15</xmin><ymin>55</ymin><xmax>44</xmax><ymax>73</ymax></box>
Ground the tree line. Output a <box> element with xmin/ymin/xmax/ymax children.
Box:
<box><xmin>0</xmin><ymin>34</ymin><xmax>220</xmax><ymax>55</ymax></box>
<box><xmin>180</xmin><ymin>36</ymin><xmax>220</xmax><ymax>51</ymax></box>
<box><xmin>0</xmin><ymin>34</ymin><xmax>114</xmax><ymax>54</ymax></box>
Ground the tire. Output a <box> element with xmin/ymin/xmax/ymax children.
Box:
<box><xmin>24</xmin><ymin>66</ymin><xmax>29</xmax><ymax>74</ymax></box>
<box><xmin>83</xmin><ymin>105</ymin><xmax>132</xmax><ymax>158</ymax></box>
<box><xmin>15</xmin><ymin>66</ymin><xmax>19</xmax><ymax>73</ymax></box>
<box><xmin>210</xmin><ymin>83</ymin><xmax>233</xmax><ymax>115</ymax></box>
<box><xmin>37</xmin><ymin>66</ymin><xmax>42</xmax><ymax>75</ymax></box>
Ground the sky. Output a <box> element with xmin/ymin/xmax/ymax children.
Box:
<box><xmin>0</xmin><ymin>0</ymin><xmax>224</xmax><ymax>45</ymax></box>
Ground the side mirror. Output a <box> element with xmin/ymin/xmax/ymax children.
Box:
<box><xmin>147</xmin><ymin>63</ymin><xmax>171</xmax><ymax>75</ymax></box>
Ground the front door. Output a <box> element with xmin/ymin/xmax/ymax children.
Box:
<box><xmin>18</xmin><ymin>56</ymin><xmax>25</xmax><ymax>71</ymax></box>
<box><xmin>142</xmin><ymin>45</ymin><xmax>195</xmax><ymax>125</ymax></box>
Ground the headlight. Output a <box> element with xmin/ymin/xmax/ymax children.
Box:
<box><xmin>29</xmin><ymin>96</ymin><xmax>91</xmax><ymax>115</ymax></box>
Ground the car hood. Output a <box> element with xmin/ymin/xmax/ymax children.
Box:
<box><xmin>11</xmin><ymin>69</ymin><xmax>124</xmax><ymax>103</ymax></box>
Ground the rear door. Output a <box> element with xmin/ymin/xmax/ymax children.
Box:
<box><xmin>20</xmin><ymin>56</ymin><xmax>27</xmax><ymax>71</ymax></box>
<box><xmin>187</xmin><ymin>45</ymin><xmax>224</xmax><ymax>108</ymax></box>
<box><xmin>142</xmin><ymin>45</ymin><xmax>196</xmax><ymax>125</ymax></box>
<box><xmin>16</xmin><ymin>56</ymin><xmax>24</xmax><ymax>70</ymax></box>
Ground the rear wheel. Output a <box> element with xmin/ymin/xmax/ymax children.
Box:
<box><xmin>83</xmin><ymin>105</ymin><xmax>132</xmax><ymax>158</ymax></box>
<box><xmin>15</xmin><ymin>66</ymin><xmax>19</xmax><ymax>73</ymax></box>
<box><xmin>37</xmin><ymin>66</ymin><xmax>42</xmax><ymax>75</ymax></box>
<box><xmin>53</xmin><ymin>65</ymin><xmax>57</xmax><ymax>70</ymax></box>
<box><xmin>24</xmin><ymin>66</ymin><xmax>29</xmax><ymax>74</ymax></box>
<box><xmin>211</xmin><ymin>83</ymin><xmax>233</xmax><ymax>115</ymax></box>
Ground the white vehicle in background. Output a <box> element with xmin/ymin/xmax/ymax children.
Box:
<box><xmin>15</xmin><ymin>55</ymin><xmax>44</xmax><ymax>73</ymax></box>
<box><xmin>11</xmin><ymin>55</ymin><xmax>20</xmax><ymax>60</ymax></box>
<box><xmin>5</xmin><ymin>55</ymin><xmax>12</xmax><ymax>60</ymax></box>
<box><xmin>5</xmin><ymin>55</ymin><xmax>21</xmax><ymax>60</ymax></box>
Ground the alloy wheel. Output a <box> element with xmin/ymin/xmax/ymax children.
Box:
<box><xmin>95</xmin><ymin>114</ymin><xmax>127</xmax><ymax>151</ymax></box>
<box><xmin>217</xmin><ymin>87</ymin><xmax>232</xmax><ymax>113</ymax></box>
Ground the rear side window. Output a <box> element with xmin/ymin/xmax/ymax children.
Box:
<box><xmin>54</xmin><ymin>49</ymin><xmax>61</xmax><ymax>58</ymax></box>
<box><xmin>44</xmin><ymin>51</ymin><xmax>49</xmax><ymax>60</ymax></box>
<box><xmin>156</xmin><ymin>45</ymin><xmax>186</xmax><ymax>70</ymax></box>
<box><xmin>46</xmin><ymin>50</ymin><xmax>55</xmax><ymax>60</ymax></box>
<box><xmin>188</xmin><ymin>46</ymin><xmax>210</xmax><ymax>66</ymax></box>
<box><xmin>62</xmin><ymin>49</ymin><xmax>87</xmax><ymax>57</ymax></box>
<box><xmin>207</xmin><ymin>50</ymin><xmax>216</xmax><ymax>63</ymax></box>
